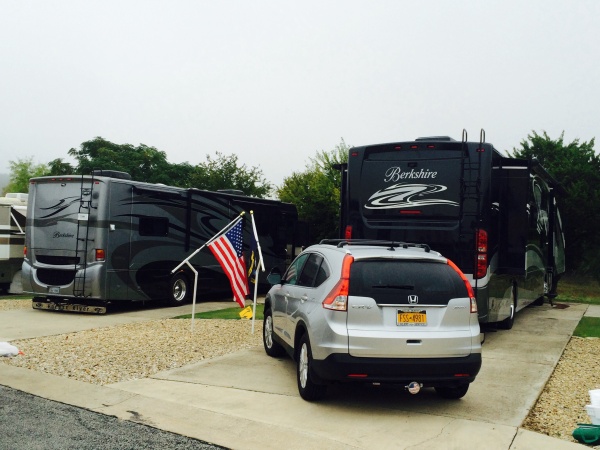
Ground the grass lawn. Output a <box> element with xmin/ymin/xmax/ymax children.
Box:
<box><xmin>573</xmin><ymin>316</ymin><xmax>600</xmax><ymax>338</ymax></box>
<box><xmin>175</xmin><ymin>303</ymin><xmax>265</xmax><ymax>321</ymax></box>
<box><xmin>0</xmin><ymin>294</ymin><xmax>34</xmax><ymax>300</ymax></box>
<box><xmin>555</xmin><ymin>275</ymin><xmax>600</xmax><ymax>305</ymax></box>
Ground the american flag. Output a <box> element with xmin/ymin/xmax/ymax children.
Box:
<box><xmin>208</xmin><ymin>218</ymin><xmax>249</xmax><ymax>308</ymax></box>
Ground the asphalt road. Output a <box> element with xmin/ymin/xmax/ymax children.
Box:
<box><xmin>0</xmin><ymin>386</ymin><xmax>224</xmax><ymax>450</ymax></box>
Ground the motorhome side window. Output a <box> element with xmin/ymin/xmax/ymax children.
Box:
<box><xmin>139</xmin><ymin>217</ymin><xmax>169</xmax><ymax>237</ymax></box>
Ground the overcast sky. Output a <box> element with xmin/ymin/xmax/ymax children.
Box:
<box><xmin>1</xmin><ymin>0</ymin><xmax>599</xmax><ymax>187</ymax></box>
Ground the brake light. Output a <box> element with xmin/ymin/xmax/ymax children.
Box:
<box><xmin>475</xmin><ymin>229</ymin><xmax>488</xmax><ymax>279</ymax></box>
<box><xmin>95</xmin><ymin>249</ymin><xmax>106</xmax><ymax>261</ymax></box>
<box><xmin>344</xmin><ymin>225</ymin><xmax>352</xmax><ymax>240</ymax></box>
<box><xmin>447</xmin><ymin>259</ymin><xmax>477</xmax><ymax>313</ymax></box>
<box><xmin>23</xmin><ymin>246</ymin><xmax>27</xmax><ymax>257</ymax></box>
<box><xmin>323</xmin><ymin>254</ymin><xmax>354</xmax><ymax>311</ymax></box>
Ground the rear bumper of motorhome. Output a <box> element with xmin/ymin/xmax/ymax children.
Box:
<box><xmin>21</xmin><ymin>260</ymin><xmax>105</xmax><ymax>300</ymax></box>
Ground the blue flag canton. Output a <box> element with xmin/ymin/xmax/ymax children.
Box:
<box><xmin>226</xmin><ymin>221</ymin><xmax>244</xmax><ymax>257</ymax></box>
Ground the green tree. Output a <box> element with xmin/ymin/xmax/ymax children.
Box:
<box><xmin>57</xmin><ymin>138</ymin><xmax>269</xmax><ymax>195</ymax></box>
<box><xmin>65</xmin><ymin>137</ymin><xmax>185</xmax><ymax>185</ymax></box>
<box><xmin>47</xmin><ymin>158</ymin><xmax>75</xmax><ymax>176</ymax></box>
<box><xmin>510</xmin><ymin>131</ymin><xmax>600</xmax><ymax>276</ymax></box>
<box><xmin>3</xmin><ymin>158</ymin><xmax>49</xmax><ymax>194</ymax></box>
<box><xmin>278</xmin><ymin>140</ymin><xmax>350</xmax><ymax>243</ymax></box>
<box><xmin>190</xmin><ymin>152</ymin><xmax>271</xmax><ymax>198</ymax></box>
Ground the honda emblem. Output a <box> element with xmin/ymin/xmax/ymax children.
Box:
<box><xmin>408</xmin><ymin>295</ymin><xmax>419</xmax><ymax>304</ymax></box>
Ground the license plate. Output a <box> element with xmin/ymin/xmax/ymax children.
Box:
<box><xmin>397</xmin><ymin>310</ymin><xmax>427</xmax><ymax>326</ymax></box>
<box><xmin>32</xmin><ymin>301</ymin><xmax>106</xmax><ymax>314</ymax></box>
<box><xmin>49</xmin><ymin>286</ymin><xmax>60</xmax><ymax>294</ymax></box>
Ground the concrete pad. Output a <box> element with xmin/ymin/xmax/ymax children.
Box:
<box><xmin>111</xmin><ymin>377</ymin><xmax>518</xmax><ymax>450</ymax></box>
<box><xmin>511</xmin><ymin>428</ymin><xmax>587</xmax><ymax>450</ymax></box>
<box><xmin>584</xmin><ymin>304</ymin><xmax>600</xmax><ymax>318</ymax></box>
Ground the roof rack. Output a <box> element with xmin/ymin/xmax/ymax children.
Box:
<box><xmin>319</xmin><ymin>239</ymin><xmax>430</xmax><ymax>253</ymax></box>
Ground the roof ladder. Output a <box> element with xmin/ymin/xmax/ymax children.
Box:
<box><xmin>458</xmin><ymin>129</ymin><xmax>485</xmax><ymax>292</ymax></box>
<box><xmin>72</xmin><ymin>173</ymin><xmax>95</xmax><ymax>297</ymax></box>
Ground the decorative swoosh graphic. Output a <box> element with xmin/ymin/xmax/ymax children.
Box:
<box><xmin>39</xmin><ymin>196</ymin><xmax>81</xmax><ymax>218</ymax></box>
<box><xmin>365</xmin><ymin>183</ymin><xmax>459</xmax><ymax>209</ymax></box>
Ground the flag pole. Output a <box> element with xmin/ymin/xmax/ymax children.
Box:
<box><xmin>250</xmin><ymin>211</ymin><xmax>265</xmax><ymax>334</ymax></box>
<box><xmin>171</xmin><ymin>211</ymin><xmax>246</xmax><ymax>275</ymax></box>
<box><xmin>171</xmin><ymin>211</ymin><xmax>246</xmax><ymax>332</ymax></box>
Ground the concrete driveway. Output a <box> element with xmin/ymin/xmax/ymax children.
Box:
<box><xmin>0</xmin><ymin>300</ymin><xmax>589</xmax><ymax>449</ymax></box>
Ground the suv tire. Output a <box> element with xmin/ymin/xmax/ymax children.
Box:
<box><xmin>297</xmin><ymin>333</ymin><xmax>326</xmax><ymax>401</ymax></box>
<box><xmin>263</xmin><ymin>307</ymin><xmax>285</xmax><ymax>357</ymax></box>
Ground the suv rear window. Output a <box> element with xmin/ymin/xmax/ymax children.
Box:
<box><xmin>349</xmin><ymin>260</ymin><xmax>468</xmax><ymax>305</ymax></box>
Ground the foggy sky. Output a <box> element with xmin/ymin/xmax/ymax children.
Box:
<box><xmin>1</xmin><ymin>0</ymin><xmax>599</xmax><ymax>187</ymax></box>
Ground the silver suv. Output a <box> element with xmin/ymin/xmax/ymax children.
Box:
<box><xmin>262</xmin><ymin>240</ymin><xmax>482</xmax><ymax>401</ymax></box>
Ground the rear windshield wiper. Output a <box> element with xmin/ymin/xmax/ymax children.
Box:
<box><xmin>372</xmin><ymin>284</ymin><xmax>414</xmax><ymax>290</ymax></box>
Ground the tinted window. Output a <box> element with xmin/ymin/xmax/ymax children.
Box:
<box><xmin>314</xmin><ymin>257</ymin><xmax>330</xmax><ymax>287</ymax></box>
<box><xmin>297</xmin><ymin>254</ymin><xmax>330</xmax><ymax>287</ymax></box>
<box><xmin>283</xmin><ymin>253</ymin><xmax>309</xmax><ymax>285</ymax></box>
<box><xmin>349</xmin><ymin>260</ymin><xmax>467</xmax><ymax>305</ymax></box>
<box><xmin>139</xmin><ymin>217</ymin><xmax>169</xmax><ymax>237</ymax></box>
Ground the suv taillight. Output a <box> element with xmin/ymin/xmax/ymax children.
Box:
<box><xmin>475</xmin><ymin>229</ymin><xmax>488</xmax><ymax>279</ymax></box>
<box><xmin>447</xmin><ymin>259</ymin><xmax>478</xmax><ymax>314</ymax></box>
<box><xmin>323</xmin><ymin>254</ymin><xmax>354</xmax><ymax>311</ymax></box>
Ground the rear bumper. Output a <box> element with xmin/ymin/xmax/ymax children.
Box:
<box><xmin>310</xmin><ymin>353</ymin><xmax>482</xmax><ymax>387</ymax></box>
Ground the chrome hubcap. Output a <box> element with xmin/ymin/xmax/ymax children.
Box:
<box><xmin>299</xmin><ymin>343</ymin><xmax>309</xmax><ymax>388</ymax></box>
<box><xmin>173</xmin><ymin>279</ymin><xmax>186</xmax><ymax>301</ymax></box>
<box><xmin>265</xmin><ymin>316</ymin><xmax>273</xmax><ymax>348</ymax></box>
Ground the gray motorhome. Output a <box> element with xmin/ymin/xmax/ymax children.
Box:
<box><xmin>338</xmin><ymin>132</ymin><xmax>566</xmax><ymax>329</ymax></box>
<box><xmin>23</xmin><ymin>171</ymin><xmax>298</xmax><ymax>312</ymax></box>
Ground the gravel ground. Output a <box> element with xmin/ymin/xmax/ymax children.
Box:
<box><xmin>0</xmin><ymin>300</ymin><xmax>263</xmax><ymax>385</ymax></box>
<box><xmin>522</xmin><ymin>336</ymin><xmax>600</xmax><ymax>446</ymax></box>
<box><xmin>1</xmin><ymin>299</ymin><xmax>599</xmax><ymax>446</ymax></box>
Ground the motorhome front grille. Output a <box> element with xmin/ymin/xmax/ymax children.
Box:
<box><xmin>36</xmin><ymin>255</ymin><xmax>80</xmax><ymax>265</ymax></box>
<box><xmin>37</xmin><ymin>269</ymin><xmax>76</xmax><ymax>286</ymax></box>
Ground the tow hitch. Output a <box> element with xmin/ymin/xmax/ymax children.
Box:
<box><xmin>406</xmin><ymin>381</ymin><xmax>422</xmax><ymax>394</ymax></box>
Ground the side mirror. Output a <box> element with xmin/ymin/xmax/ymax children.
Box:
<box><xmin>267</xmin><ymin>268</ymin><xmax>282</xmax><ymax>285</ymax></box>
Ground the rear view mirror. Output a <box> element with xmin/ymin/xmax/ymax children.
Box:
<box><xmin>267</xmin><ymin>269</ymin><xmax>282</xmax><ymax>285</ymax></box>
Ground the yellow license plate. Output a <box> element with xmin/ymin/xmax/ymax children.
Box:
<box><xmin>397</xmin><ymin>310</ymin><xmax>427</xmax><ymax>326</ymax></box>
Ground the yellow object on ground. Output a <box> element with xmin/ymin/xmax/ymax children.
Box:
<box><xmin>239</xmin><ymin>306</ymin><xmax>253</xmax><ymax>319</ymax></box>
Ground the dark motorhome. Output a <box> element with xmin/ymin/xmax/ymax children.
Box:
<box><xmin>23</xmin><ymin>171</ymin><xmax>299</xmax><ymax>313</ymax></box>
<box><xmin>338</xmin><ymin>131</ymin><xmax>566</xmax><ymax>329</ymax></box>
